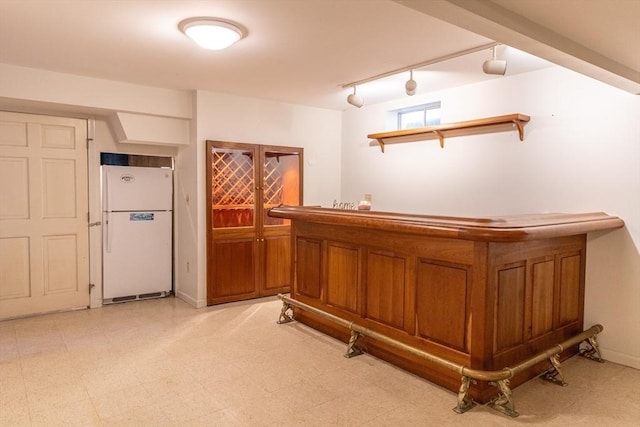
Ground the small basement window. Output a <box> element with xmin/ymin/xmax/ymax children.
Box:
<box><xmin>396</xmin><ymin>101</ymin><xmax>441</xmax><ymax>129</ymax></box>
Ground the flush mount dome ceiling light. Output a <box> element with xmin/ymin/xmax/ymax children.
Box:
<box><xmin>179</xmin><ymin>18</ymin><xmax>246</xmax><ymax>50</ymax></box>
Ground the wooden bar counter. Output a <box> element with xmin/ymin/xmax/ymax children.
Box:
<box><xmin>268</xmin><ymin>206</ymin><xmax>624</xmax><ymax>403</ymax></box>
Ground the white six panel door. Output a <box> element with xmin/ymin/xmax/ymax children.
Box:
<box><xmin>0</xmin><ymin>111</ymin><xmax>89</xmax><ymax>319</ymax></box>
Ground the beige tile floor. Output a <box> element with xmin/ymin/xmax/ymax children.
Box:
<box><xmin>1</xmin><ymin>296</ymin><xmax>638</xmax><ymax>426</ymax></box>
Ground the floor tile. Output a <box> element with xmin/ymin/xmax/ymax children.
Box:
<box><xmin>1</xmin><ymin>296</ymin><xmax>638</xmax><ymax>427</ymax></box>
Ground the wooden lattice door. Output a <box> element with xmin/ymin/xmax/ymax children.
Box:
<box><xmin>206</xmin><ymin>141</ymin><xmax>302</xmax><ymax>305</ymax></box>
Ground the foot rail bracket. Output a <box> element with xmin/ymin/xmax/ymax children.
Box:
<box><xmin>275</xmin><ymin>294</ymin><xmax>604</xmax><ymax>419</ymax></box>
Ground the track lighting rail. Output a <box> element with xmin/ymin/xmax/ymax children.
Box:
<box><xmin>368</xmin><ymin>113</ymin><xmax>530</xmax><ymax>151</ymax></box>
<box><xmin>341</xmin><ymin>42</ymin><xmax>500</xmax><ymax>90</ymax></box>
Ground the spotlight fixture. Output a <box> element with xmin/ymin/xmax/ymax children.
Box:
<box><xmin>405</xmin><ymin>70</ymin><xmax>417</xmax><ymax>96</ymax></box>
<box><xmin>347</xmin><ymin>86</ymin><xmax>364</xmax><ymax>108</ymax></box>
<box><xmin>341</xmin><ymin>42</ymin><xmax>498</xmax><ymax>107</ymax></box>
<box><xmin>482</xmin><ymin>46</ymin><xmax>507</xmax><ymax>75</ymax></box>
<box><xmin>179</xmin><ymin>17</ymin><xmax>245</xmax><ymax>50</ymax></box>
<box><xmin>340</xmin><ymin>42</ymin><xmax>503</xmax><ymax>107</ymax></box>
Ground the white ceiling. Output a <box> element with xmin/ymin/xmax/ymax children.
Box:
<box><xmin>0</xmin><ymin>0</ymin><xmax>637</xmax><ymax>111</ymax></box>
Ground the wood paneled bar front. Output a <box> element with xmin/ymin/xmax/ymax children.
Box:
<box><xmin>268</xmin><ymin>206</ymin><xmax>624</xmax><ymax>404</ymax></box>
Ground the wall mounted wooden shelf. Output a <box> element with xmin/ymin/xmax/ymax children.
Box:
<box><xmin>367</xmin><ymin>113</ymin><xmax>530</xmax><ymax>152</ymax></box>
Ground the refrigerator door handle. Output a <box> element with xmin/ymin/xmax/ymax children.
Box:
<box><xmin>104</xmin><ymin>167</ymin><xmax>111</xmax><ymax>253</ymax></box>
<box><xmin>105</xmin><ymin>212</ymin><xmax>112</xmax><ymax>253</ymax></box>
<box><xmin>104</xmin><ymin>168</ymin><xmax>110</xmax><ymax>213</ymax></box>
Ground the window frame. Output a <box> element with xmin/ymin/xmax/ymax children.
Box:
<box><xmin>396</xmin><ymin>101</ymin><xmax>442</xmax><ymax>130</ymax></box>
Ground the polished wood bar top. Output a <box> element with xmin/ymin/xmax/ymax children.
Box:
<box><xmin>268</xmin><ymin>206</ymin><xmax>624</xmax><ymax>242</ymax></box>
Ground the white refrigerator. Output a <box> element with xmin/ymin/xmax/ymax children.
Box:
<box><xmin>102</xmin><ymin>165</ymin><xmax>173</xmax><ymax>302</ymax></box>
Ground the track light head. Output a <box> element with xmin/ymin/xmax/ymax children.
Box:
<box><xmin>347</xmin><ymin>86</ymin><xmax>364</xmax><ymax>108</ymax></box>
<box><xmin>483</xmin><ymin>46</ymin><xmax>507</xmax><ymax>75</ymax></box>
<box><xmin>405</xmin><ymin>70</ymin><xmax>417</xmax><ymax>96</ymax></box>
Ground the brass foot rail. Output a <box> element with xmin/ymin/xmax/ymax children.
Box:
<box><xmin>276</xmin><ymin>294</ymin><xmax>604</xmax><ymax>418</ymax></box>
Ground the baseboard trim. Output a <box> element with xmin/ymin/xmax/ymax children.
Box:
<box><xmin>601</xmin><ymin>347</ymin><xmax>640</xmax><ymax>369</ymax></box>
<box><xmin>175</xmin><ymin>290</ymin><xmax>207</xmax><ymax>308</ymax></box>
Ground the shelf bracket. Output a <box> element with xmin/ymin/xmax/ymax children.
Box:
<box><xmin>376</xmin><ymin>139</ymin><xmax>385</xmax><ymax>153</ymax></box>
<box><xmin>512</xmin><ymin>119</ymin><xmax>525</xmax><ymax>141</ymax></box>
<box><xmin>434</xmin><ymin>130</ymin><xmax>445</xmax><ymax>148</ymax></box>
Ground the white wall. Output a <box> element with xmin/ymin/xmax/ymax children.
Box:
<box><xmin>195</xmin><ymin>91</ymin><xmax>343</xmax><ymax>211</ymax></box>
<box><xmin>173</xmin><ymin>94</ymin><xmax>200</xmax><ymax>307</ymax></box>
<box><xmin>0</xmin><ymin>66</ymin><xmax>343</xmax><ymax>311</ymax></box>
<box><xmin>341</xmin><ymin>66</ymin><xmax>640</xmax><ymax>368</ymax></box>
<box><xmin>0</xmin><ymin>63</ymin><xmax>192</xmax><ymax>118</ymax></box>
<box><xmin>0</xmin><ymin>65</ymin><xmax>192</xmax><ymax>308</ymax></box>
<box><xmin>2</xmin><ymin>62</ymin><xmax>637</xmax><ymax>368</ymax></box>
<box><xmin>173</xmin><ymin>90</ymin><xmax>343</xmax><ymax>307</ymax></box>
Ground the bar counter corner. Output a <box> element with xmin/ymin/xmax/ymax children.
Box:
<box><xmin>268</xmin><ymin>206</ymin><xmax>624</xmax><ymax>403</ymax></box>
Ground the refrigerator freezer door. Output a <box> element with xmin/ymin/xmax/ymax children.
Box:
<box><xmin>103</xmin><ymin>165</ymin><xmax>173</xmax><ymax>212</ymax></box>
<box><xmin>103</xmin><ymin>211</ymin><xmax>172</xmax><ymax>299</ymax></box>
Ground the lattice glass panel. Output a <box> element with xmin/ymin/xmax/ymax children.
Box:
<box><xmin>212</xmin><ymin>149</ymin><xmax>254</xmax><ymax>228</ymax></box>
<box><xmin>263</xmin><ymin>152</ymin><xmax>300</xmax><ymax>226</ymax></box>
<box><xmin>264</xmin><ymin>156</ymin><xmax>284</xmax><ymax>226</ymax></box>
<box><xmin>263</xmin><ymin>157</ymin><xmax>284</xmax><ymax>206</ymax></box>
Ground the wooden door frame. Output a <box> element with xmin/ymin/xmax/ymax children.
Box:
<box><xmin>206</xmin><ymin>141</ymin><xmax>259</xmax><ymax>305</ymax></box>
<box><xmin>257</xmin><ymin>145</ymin><xmax>303</xmax><ymax>295</ymax></box>
<box><xmin>205</xmin><ymin>141</ymin><xmax>303</xmax><ymax>305</ymax></box>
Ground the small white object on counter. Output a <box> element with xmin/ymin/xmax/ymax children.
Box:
<box><xmin>357</xmin><ymin>200</ymin><xmax>371</xmax><ymax>210</ymax></box>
